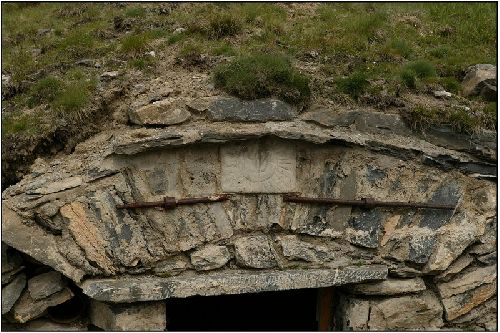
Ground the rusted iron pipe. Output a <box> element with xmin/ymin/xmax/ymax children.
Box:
<box><xmin>116</xmin><ymin>194</ymin><xmax>229</xmax><ymax>209</ymax></box>
<box><xmin>283</xmin><ymin>194</ymin><xmax>456</xmax><ymax>210</ymax></box>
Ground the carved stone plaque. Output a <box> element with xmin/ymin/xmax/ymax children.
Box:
<box><xmin>221</xmin><ymin>139</ymin><xmax>296</xmax><ymax>193</ymax></box>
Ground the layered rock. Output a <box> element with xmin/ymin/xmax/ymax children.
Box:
<box><xmin>1</xmin><ymin>102</ymin><xmax>496</xmax><ymax>330</ymax></box>
<box><xmin>337</xmin><ymin>290</ymin><xmax>444</xmax><ymax>330</ymax></box>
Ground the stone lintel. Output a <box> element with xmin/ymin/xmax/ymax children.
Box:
<box><xmin>81</xmin><ymin>265</ymin><xmax>387</xmax><ymax>303</ymax></box>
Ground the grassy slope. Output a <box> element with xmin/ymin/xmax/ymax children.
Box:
<box><xmin>1</xmin><ymin>2</ymin><xmax>497</xmax><ymax>137</ymax></box>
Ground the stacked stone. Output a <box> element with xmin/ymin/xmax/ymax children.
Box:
<box><xmin>337</xmin><ymin>215</ymin><xmax>497</xmax><ymax>331</ymax></box>
<box><xmin>1</xmin><ymin>243</ymin><xmax>88</xmax><ymax>330</ymax></box>
<box><xmin>1</xmin><ymin>90</ymin><xmax>497</xmax><ymax>330</ymax></box>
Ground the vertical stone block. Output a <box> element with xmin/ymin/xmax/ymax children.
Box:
<box><xmin>90</xmin><ymin>300</ymin><xmax>166</xmax><ymax>331</ymax></box>
<box><xmin>221</xmin><ymin>139</ymin><xmax>296</xmax><ymax>193</ymax></box>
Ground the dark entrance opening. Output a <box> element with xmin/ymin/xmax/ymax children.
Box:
<box><xmin>164</xmin><ymin>288</ymin><xmax>323</xmax><ymax>331</ymax></box>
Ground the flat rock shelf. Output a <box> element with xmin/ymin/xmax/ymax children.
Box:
<box><xmin>81</xmin><ymin>265</ymin><xmax>388</xmax><ymax>302</ymax></box>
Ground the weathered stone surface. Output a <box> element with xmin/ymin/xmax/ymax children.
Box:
<box><xmin>90</xmin><ymin>300</ymin><xmax>166</xmax><ymax>331</ymax></box>
<box><xmin>437</xmin><ymin>265</ymin><xmax>496</xmax><ymax>299</ymax></box>
<box><xmin>129</xmin><ymin>98</ymin><xmax>191</xmax><ymax>126</ymax></box>
<box><xmin>147</xmin><ymin>87</ymin><xmax>173</xmax><ymax>103</ymax></box>
<box><xmin>2</xmin><ymin>266</ymin><xmax>24</xmax><ymax>286</ymax></box>
<box><xmin>100</xmin><ymin>71</ymin><xmax>120</xmax><ymax>79</ymax></box>
<box><xmin>1</xmin><ymin>244</ymin><xmax>24</xmax><ymax>285</ymax></box>
<box><xmin>477</xmin><ymin>251</ymin><xmax>496</xmax><ymax>265</ymax></box>
<box><xmin>346</xmin><ymin>210</ymin><xmax>384</xmax><ymax>248</ymax></box>
<box><xmin>276</xmin><ymin>235</ymin><xmax>332</xmax><ymax>262</ymax></box>
<box><xmin>433</xmin><ymin>90</ymin><xmax>452</xmax><ymax>98</ymax></box>
<box><xmin>233</xmin><ymin>235</ymin><xmax>277</xmax><ymax>269</ymax></box>
<box><xmin>1</xmin><ymin>273</ymin><xmax>26</xmax><ymax>315</ymax></box>
<box><xmin>421</xmin><ymin>125</ymin><xmax>497</xmax><ymax>161</ymax></box>
<box><xmin>1</xmin><ymin>106</ymin><xmax>496</xmax><ymax>332</ymax></box>
<box><xmin>2</xmin><ymin>206</ymin><xmax>85</xmax><ymax>282</ymax></box>
<box><xmin>408</xmin><ymin>233</ymin><xmax>436</xmax><ymax>264</ymax></box>
<box><xmin>438</xmin><ymin>265</ymin><xmax>496</xmax><ymax>321</ymax></box>
<box><xmin>387</xmin><ymin>264</ymin><xmax>422</xmax><ymax>278</ymax></box>
<box><xmin>479</xmin><ymin>80</ymin><xmax>497</xmax><ymax>101</ymax></box>
<box><xmin>368</xmin><ymin>291</ymin><xmax>443</xmax><ymax>330</ymax></box>
<box><xmin>419</xmin><ymin>181</ymin><xmax>461</xmax><ymax>230</ymax></box>
<box><xmin>12</xmin><ymin>287</ymin><xmax>73</xmax><ymax>323</ymax></box>
<box><xmin>186</xmin><ymin>97</ymin><xmax>216</xmax><ymax>114</ymax></box>
<box><xmin>450</xmin><ymin>297</ymin><xmax>496</xmax><ymax>324</ymax></box>
<box><xmin>462</xmin><ymin>64</ymin><xmax>496</xmax><ymax>97</ymax></box>
<box><xmin>208</xmin><ymin>97</ymin><xmax>297</xmax><ymax>122</ymax></box>
<box><xmin>345</xmin><ymin>277</ymin><xmax>426</xmax><ymax>296</ymax></box>
<box><xmin>23</xmin><ymin>319</ymin><xmax>88</xmax><ymax>331</ymax></box>
<box><xmin>338</xmin><ymin>290</ymin><xmax>443</xmax><ymax>331</ymax></box>
<box><xmin>441</xmin><ymin>282</ymin><xmax>496</xmax><ymax>321</ymax></box>
<box><xmin>1</xmin><ymin>243</ymin><xmax>23</xmax><ymax>275</ymax></box>
<box><xmin>336</xmin><ymin>293</ymin><xmax>370</xmax><ymax>330</ymax></box>
<box><xmin>190</xmin><ymin>245</ymin><xmax>231</xmax><ymax>271</ymax></box>
<box><xmin>153</xmin><ymin>255</ymin><xmax>190</xmax><ymax>276</ymax></box>
<box><xmin>81</xmin><ymin>265</ymin><xmax>388</xmax><ymax>302</ymax></box>
<box><xmin>329</xmin><ymin>170</ymin><xmax>357</xmax><ymax>232</ymax></box>
<box><xmin>228</xmin><ymin>194</ymin><xmax>283</xmax><ymax>231</ymax></box>
<box><xmin>28</xmin><ymin>176</ymin><xmax>82</xmax><ymax>195</ymax></box>
<box><xmin>436</xmin><ymin>254</ymin><xmax>474</xmax><ymax>281</ymax></box>
<box><xmin>221</xmin><ymin>138</ymin><xmax>296</xmax><ymax>193</ymax></box>
<box><xmin>302</xmin><ymin>108</ymin><xmax>410</xmax><ymax>136</ymax></box>
<box><xmin>425</xmin><ymin>213</ymin><xmax>484</xmax><ymax>272</ymax></box>
<box><xmin>469</xmin><ymin>217</ymin><xmax>496</xmax><ymax>256</ymax></box>
<box><xmin>60</xmin><ymin>202</ymin><xmax>117</xmax><ymax>275</ymax></box>
<box><xmin>27</xmin><ymin>271</ymin><xmax>66</xmax><ymax>301</ymax></box>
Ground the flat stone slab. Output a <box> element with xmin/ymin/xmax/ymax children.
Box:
<box><xmin>208</xmin><ymin>97</ymin><xmax>297</xmax><ymax>122</ymax></box>
<box><xmin>81</xmin><ymin>265</ymin><xmax>387</xmax><ymax>303</ymax></box>
<box><xmin>28</xmin><ymin>271</ymin><xmax>66</xmax><ymax>300</ymax></box>
<box><xmin>221</xmin><ymin>139</ymin><xmax>296</xmax><ymax>193</ymax></box>
<box><xmin>301</xmin><ymin>108</ymin><xmax>410</xmax><ymax>137</ymax></box>
<box><xmin>2</xmin><ymin>273</ymin><xmax>26</xmax><ymax>314</ymax></box>
<box><xmin>346</xmin><ymin>277</ymin><xmax>426</xmax><ymax>296</ymax></box>
<box><xmin>12</xmin><ymin>287</ymin><xmax>74</xmax><ymax>323</ymax></box>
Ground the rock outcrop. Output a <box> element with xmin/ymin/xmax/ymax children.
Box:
<box><xmin>1</xmin><ymin>95</ymin><xmax>496</xmax><ymax>331</ymax></box>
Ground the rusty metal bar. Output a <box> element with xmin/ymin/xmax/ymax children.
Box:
<box><xmin>116</xmin><ymin>194</ymin><xmax>229</xmax><ymax>210</ymax></box>
<box><xmin>283</xmin><ymin>194</ymin><xmax>456</xmax><ymax>210</ymax></box>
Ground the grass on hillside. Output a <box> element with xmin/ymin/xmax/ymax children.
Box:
<box><xmin>1</xmin><ymin>2</ymin><xmax>497</xmax><ymax>137</ymax></box>
<box><xmin>214</xmin><ymin>54</ymin><xmax>311</xmax><ymax>107</ymax></box>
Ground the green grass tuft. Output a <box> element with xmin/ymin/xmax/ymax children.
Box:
<box><xmin>167</xmin><ymin>33</ymin><xmax>185</xmax><ymax>45</ymax></box>
<box><xmin>207</xmin><ymin>13</ymin><xmax>242</xmax><ymax>39</ymax></box>
<box><xmin>28</xmin><ymin>76</ymin><xmax>63</xmax><ymax>107</ymax></box>
<box><xmin>53</xmin><ymin>81</ymin><xmax>93</xmax><ymax>114</ymax></box>
<box><xmin>401</xmin><ymin>69</ymin><xmax>417</xmax><ymax>89</ymax></box>
<box><xmin>439</xmin><ymin>77</ymin><xmax>461</xmax><ymax>94</ymax></box>
<box><xmin>128</xmin><ymin>56</ymin><xmax>155</xmax><ymax>70</ymax></box>
<box><xmin>210</xmin><ymin>43</ymin><xmax>237</xmax><ymax>56</ymax></box>
<box><xmin>125</xmin><ymin>6</ymin><xmax>146</xmax><ymax>17</ymax></box>
<box><xmin>337</xmin><ymin>72</ymin><xmax>370</xmax><ymax>99</ymax></box>
<box><xmin>213</xmin><ymin>53</ymin><xmax>310</xmax><ymax>107</ymax></box>
<box><xmin>401</xmin><ymin>60</ymin><xmax>436</xmax><ymax>88</ymax></box>
<box><xmin>404</xmin><ymin>103</ymin><xmax>496</xmax><ymax>133</ymax></box>
<box><xmin>404</xmin><ymin>60</ymin><xmax>436</xmax><ymax>79</ymax></box>
<box><xmin>1</xmin><ymin>112</ymin><xmax>44</xmax><ymax>137</ymax></box>
<box><xmin>388</xmin><ymin>39</ymin><xmax>413</xmax><ymax>58</ymax></box>
<box><xmin>121</xmin><ymin>33</ymin><xmax>150</xmax><ymax>55</ymax></box>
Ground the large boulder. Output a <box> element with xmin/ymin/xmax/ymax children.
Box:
<box><xmin>462</xmin><ymin>64</ymin><xmax>497</xmax><ymax>101</ymax></box>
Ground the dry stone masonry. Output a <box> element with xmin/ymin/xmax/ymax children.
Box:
<box><xmin>1</xmin><ymin>93</ymin><xmax>497</xmax><ymax>330</ymax></box>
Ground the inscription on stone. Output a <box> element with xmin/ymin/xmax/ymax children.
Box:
<box><xmin>221</xmin><ymin>139</ymin><xmax>296</xmax><ymax>193</ymax></box>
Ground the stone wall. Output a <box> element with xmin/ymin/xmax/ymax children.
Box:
<box><xmin>1</xmin><ymin>100</ymin><xmax>496</xmax><ymax>330</ymax></box>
